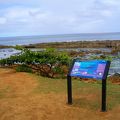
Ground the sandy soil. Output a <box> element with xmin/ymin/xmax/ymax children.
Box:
<box><xmin>0</xmin><ymin>68</ymin><xmax>120</xmax><ymax>120</ymax></box>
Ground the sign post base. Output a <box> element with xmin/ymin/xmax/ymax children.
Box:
<box><xmin>67</xmin><ymin>75</ymin><xmax>72</xmax><ymax>104</ymax></box>
<box><xmin>101</xmin><ymin>78</ymin><xmax>107</xmax><ymax>112</ymax></box>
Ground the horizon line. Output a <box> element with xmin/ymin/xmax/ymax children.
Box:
<box><xmin>0</xmin><ymin>32</ymin><xmax>120</xmax><ymax>38</ymax></box>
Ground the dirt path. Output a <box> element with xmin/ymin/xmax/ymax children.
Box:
<box><xmin>0</xmin><ymin>68</ymin><xmax>37</xmax><ymax>97</ymax></box>
<box><xmin>0</xmin><ymin>68</ymin><xmax>120</xmax><ymax>120</ymax></box>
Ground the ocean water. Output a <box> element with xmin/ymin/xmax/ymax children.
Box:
<box><xmin>0</xmin><ymin>48</ymin><xmax>21</xmax><ymax>59</ymax></box>
<box><xmin>0</xmin><ymin>32</ymin><xmax>120</xmax><ymax>46</ymax></box>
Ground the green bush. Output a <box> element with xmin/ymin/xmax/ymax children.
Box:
<box><xmin>0</xmin><ymin>47</ymin><xmax>71</xmax><ymax>78</ymax></box>
<box><xmin>15</xmin><ymin>64</ymin><xmax>33</xmax><ymax>73</ymax></box>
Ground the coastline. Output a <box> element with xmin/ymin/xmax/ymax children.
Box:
<box><xmin>0</xmin><ymin>45</ymin><xmax>11</xmax><ymax>49</ymax></box>
<box><xmin>22</xmin><ymin>40</ymin><xmax>120</xmax><ymax>49</ymax></box>
<box><xmin>0</xmin><ymin>40</ymin><xmax>120</xmax><ymax>55</ymax></box>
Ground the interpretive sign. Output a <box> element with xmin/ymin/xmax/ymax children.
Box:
<box><xmin>67</xmin><ymin>59</ymin><xmax>110</xmax><ymax>112</ymax></box>
<box><xmin>69</xmin><ymin>60</ymin><xmax>109</xmax><ymax>80</ymax></box>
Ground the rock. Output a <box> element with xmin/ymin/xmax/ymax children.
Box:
<box><xmin>109</xmin><ymin>73</ymin><xmax>120</xmax><ymax>85</ymax></box>
<box><xmin>112</xmin><ymin>73</ymin><xmax>120</xmax><ymax>77</ymax></box>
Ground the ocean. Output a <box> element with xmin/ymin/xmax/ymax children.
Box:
<box><xmin>0</xmin><ymin>32</ymin><xmax>120</xmax><ymax>46</ymax></box>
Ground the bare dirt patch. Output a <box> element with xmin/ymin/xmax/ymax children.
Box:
<box><xmin>0</xmin><ymin>68</ymin><xmax>37</xmax><ymax>97</ymax></box>
<box><xmin>0</xmin><ymin>68</ymin><xmax>120</xmax><ymax>120</ymax></box>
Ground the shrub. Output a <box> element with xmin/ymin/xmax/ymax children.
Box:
<box><xmin>0</xmin><ymin>47</ymin><xmax>71</xmax><ymax>78</ymax></box>
<box><xmin>16</xmin><ymin>64</ymin><xmax>33</xmax><ymax>73</ymax></box>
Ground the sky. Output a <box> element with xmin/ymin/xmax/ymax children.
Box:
<box><xmin>0</xmin><ymin>0</ymin><xmax>120</xmax><ymax>37</ymax></box>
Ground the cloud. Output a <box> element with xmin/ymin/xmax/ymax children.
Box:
<box><xmin>0</xmin><ymin>0</ymin><xmax>120</xmax><ymax>36</ymax></box>
<box><xmin>0</xmin><ymin>7</ymin><xmax>49</xmax><ymax>25</ymax></box>
<box><xmin>0</xmin><ymin>0</ymin><xmax>31</xmax><ymax>4</ymax></box>
<box><xmin>102</xmin><ymin>0</ymin><xmax>120</xmax><ymax>6</ymax></box>
<box><xmin>0</xmin><ymin>17</ymin><xmax>6</xmax><ymax>24</ymax></box>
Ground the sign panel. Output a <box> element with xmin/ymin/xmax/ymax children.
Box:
<box><xmin>69</xmin><ymin>60</ymin><xmax>110</xmax><ymax>80</ymax></box>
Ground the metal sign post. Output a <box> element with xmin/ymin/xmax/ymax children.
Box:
<box><xmin>67</xmin><ymin>75</ymin><xmax>72</xmax><ymax>104</ymax></box>
<box><xmin>102</xmin><ymin>78</ymin><xmax>107</xmax><ymax>112</ymax></box>
<box><xmin>101</xmin><ymin>61</ymin><xmax>110</xmax><ymax>112</ymax></box>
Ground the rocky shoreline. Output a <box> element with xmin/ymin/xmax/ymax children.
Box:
<box><xmin>23</xmin><ymin>40</ymin><xmax>120</xmax><ymax>49</ymax></box>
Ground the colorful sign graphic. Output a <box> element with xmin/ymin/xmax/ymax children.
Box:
<box><xmin>70</xmin><ymin>60</ymin><xmax>108</xmax><ymax>80</ymax></box>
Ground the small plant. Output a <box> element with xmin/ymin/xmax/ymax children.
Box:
<box><xmin>16</xmin><ymin>64</ymin><xmax>33</xmax><ymax>73</ymax></box>
<box><xmin>90</xmin><ymin>55</ymin><xmax>115</xmax><ymax>61</ymax></box>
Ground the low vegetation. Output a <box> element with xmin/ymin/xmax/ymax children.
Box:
<box><xmin>15</xmin><ymin>64</ymin><xmax>33</xmax><ymax>73</ymax></box>
<box><xmin>0</xmin><ymin>45</ymin><xmax>119</xmax><ymax>79</ymax></box>
<box><xmin>0</xmin><ymin>46</ymin><xmax>71</xmax><ymax>78</ymax></box>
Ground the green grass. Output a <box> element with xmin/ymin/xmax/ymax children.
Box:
<box><xmin>107</xmin><ymin>83</ymin><xmax>120</xmax><ymax>110</ymax></box>
<box><xmin>33</xmin><ymin>75</ymin><xmax>67</xmax><ymax>93</ymax></box>
<box><xmin>33</xmin><ymin>75</ymin><xmax>120</xmax><ymax>110</ymax></box>
<box><xmin>34</xmin><ymin>75</ymin><xmax>102</xmax><ymax>94</ymax></box>
<box><xmin>16</xmin><ymin>64</ymin><xmax>33</xmax><ymax>73</ymax></box>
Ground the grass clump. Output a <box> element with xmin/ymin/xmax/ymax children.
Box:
<box><xmin>16</xmin><ymin>64</ymin><xmax>33</xmax><ymax>73</ymax></box>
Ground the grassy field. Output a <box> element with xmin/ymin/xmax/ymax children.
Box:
<box><xmin>34</xmin><ymin>75</ymin><xmax>120</xmax><ymax>110</ymax></box>
<box><xmin>0</xmin><ymin>68</ymin><xmax>120</xmax><ymax>120</ymax></box>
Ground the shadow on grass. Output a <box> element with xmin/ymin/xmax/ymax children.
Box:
<box><xmin>72</xmin><ymin>97</ymin><xmax>101</xmax><ymax>111</ymax></box>
<box><xmin>72</xmin><ymin>93</ymin><xmax>120</xmax><ymax>111</ymax></box>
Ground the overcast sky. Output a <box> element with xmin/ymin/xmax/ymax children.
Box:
<box><xmin>0</xmin><ymin>0</ymin><xmax>120</xmax><ymax>37</ymax></box>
